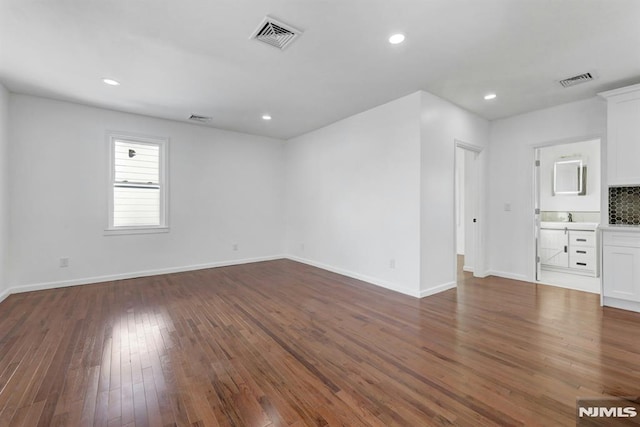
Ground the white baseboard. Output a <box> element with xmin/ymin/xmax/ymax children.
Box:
<box><xmin>2</xmin><ymin>255</ymin><xmax>458</xmax><ymax>303</ymax></box>
<box><xmin>603</xmin><ymin>297</ymin><xmax>640</xmax><ymax>313</ymax></box>
<box><xmin>463</xmin><ymin>265</ymin><xmax>473</xmax><ymax>273</ymax></box>
<box><xmin>473</xmin><ymin>270</ymin><xmax>489</xmax><ymax>278</ymax></box>
<box><xmin>419</xmin><ymin>281</ymin><xmax>457</xmax><ymax>298</ymax></box>
<box><xmin>534</xmin><ymin>279</ymin><xmax>600</xmax><ymax>294</ymax></box>
<box><xmin>486</xmin><ymin>270</ymin><xmax>530</xmax><ymax>282</ymax></box>
<box><xmin>285</xmin><ymin>255</ymin><xmax>421</xmax><ymax>298</ymax></box>
<box><xmin>535</xmin><ymin>269</ymin><xmax>601</xmax><ymax>294</ymax></box>
<box><xmin>2</xmin><ymin>255</ymin><xmax>286</xmax><ymax>298</ymax></box>
<box><xmin>0</xmin><ymin>287</ymin><xmax>9</xmax><ymax>304</ymax></box>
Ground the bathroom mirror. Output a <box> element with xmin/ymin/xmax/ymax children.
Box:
<box><xmin>553</xmin><ymin>159</ymin><xmax>586</xmax><ymax>195</ymax></box>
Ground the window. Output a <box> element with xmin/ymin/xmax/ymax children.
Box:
<box><xmin>106</xmin><ymin>133</ymin><xmax>168</xmax><ymax>234</ymax></box>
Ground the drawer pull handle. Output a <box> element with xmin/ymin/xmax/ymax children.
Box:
<box><xmin>576</xmin><ymin>238</ymin><xmax>587</xmax><ymax>242</ymax></box>
<box><xmin>577</xmin><ymin>262</ymin><xmax>587</xmax><ymax>266</ymax></box>
<box><xmin>576</xmin><ymin>250</ymin><xmax>587</xmax><ymax>254</ymax></box>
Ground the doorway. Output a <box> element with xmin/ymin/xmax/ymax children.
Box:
<box><xmin>455</xmin><ymin>143</ymin><xmax>481</xmax><ymax>281</ymax></box>
<box><xmin>533</xmin><ymin>138</ymin><xmax>602</xmax><ymax>293</ymax></box>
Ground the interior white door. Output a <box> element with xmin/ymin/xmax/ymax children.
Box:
<box><xmin>455</xmin><ymin>141</ymin><xmax>483</xmax><ymax>280</ymax></box>
<box><xmin>463</xmin><ymin>149</ymin><xmax>478</xmax><ymax>272</ymax></box>
<box><xmin>455</xmin><ymin>147</ymin><xmax>465</xmax><ymax>256</ymax></box>
<box><xmin>534</xmin><ymin>149</ymin><xmax>542</xmax><ymax>280</ymax></box>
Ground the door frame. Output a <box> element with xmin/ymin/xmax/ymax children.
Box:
<box><xmin>530</xmin><ymin>134</ymin><xmax>603</xmax><ymax>285</ymax></box>
<box><xmin>454</xmin><ymin>140</ymin><xmax>484</xmax><ymax>281</ymax></box>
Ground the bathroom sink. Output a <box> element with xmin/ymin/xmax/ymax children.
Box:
<box><xmin>540</xmin><ymin>221</ymin><xmax>599</xmax><ymax>230</ymax></box>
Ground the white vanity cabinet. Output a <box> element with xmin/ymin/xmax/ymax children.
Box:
<box><xmin>539</xmin><ymin>223</ymin><xmax>598</xmax><ymax>277</ymax></box>
<box><xmin>599</xmin><ymin>83</ymin><xmax>640</xmax><ymax>186</ymax></box>
<box><xmin>602</xmin><ymin>229</ymin><xmax>640</xmax><ymax>311</ymax></box>
<box><xmin>568</xmin><ymin>230</ymin><xmax>598</xmax><ymax>272</ymax></box>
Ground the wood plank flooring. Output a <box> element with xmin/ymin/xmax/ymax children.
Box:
<box><xmin>1</xmin><ymin>259</ymin><xmax>640</xmax><ymax>426</ymax></box>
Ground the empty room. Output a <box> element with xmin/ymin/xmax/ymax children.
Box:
<box><xmin>2</xmin><ymin>0</ymin><xmax>640</xmax><ymax>425</ymax></box>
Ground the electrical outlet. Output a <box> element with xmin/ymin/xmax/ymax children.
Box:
<box><xmin>232</xmin><ymin>244</ymin><xmax>238</xmax><ymax>251</ymax></box>
<box><xmin>59</xmin><ymin>257</ymin><xmax>69</xmax><ymax>268</ymax></box>
<box><xmin>504</xmin><ymin>203</ymin><xmax>512</xmax><ymax>212</ymax></box>
<box><xmin>389</xmin><ymin>259</ymin><xmax>396</xmax><ymax>269</ymax></box>
<box><xmin>300</xmin><ymin>243</ymin><xmax>305</xmax><ymax>252</ymax></box>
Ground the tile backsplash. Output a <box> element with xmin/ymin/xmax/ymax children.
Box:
<box><xmin>609</xmin><ymin>186</ymin><xmax>640</xmax><ymax>225</ymax></box>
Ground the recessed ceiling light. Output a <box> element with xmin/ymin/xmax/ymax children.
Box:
<box><xmin>262</xmin><ymin>114</ymin><xmax>272</xmax><ymax>121</ymax></box>
<box><xmin>484</xmin><ymin>93</ymin><xmax>497</xmax><ymax>100</ymax></box>
<box><xmin>389</xmin><ymin>34</ymin><xmax>405</xmax><ymax>44</ymax></box>
<box><xmin>102</xmin><ymin>78</ymin><xmax>120</xmax><ymax>86</ymax></box>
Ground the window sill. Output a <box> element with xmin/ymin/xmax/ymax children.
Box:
<box><xmin>104</xmin><ymin>226</ymin><xmax>169</xmax><ymax>236</ymax></box>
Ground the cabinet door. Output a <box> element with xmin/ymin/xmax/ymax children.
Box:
<box><xmin>540</xmin><ymin>229</ymin><xmax>568</xmax><ymax>267</ymax></box>
<box><xmin>608</xmin><ymin>93</ymin><xmax>640</xmax><ymax>185</ymax></box>
<box><xmin>603</xmin><ymin>245</ymin><xmax>640</xmax><ymax>301</ymax></box>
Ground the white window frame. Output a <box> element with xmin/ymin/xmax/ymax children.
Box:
<box><xmin>105</xmin><ymin>132</ymin><xmax>169</xmax><ymax>235</ymax></box>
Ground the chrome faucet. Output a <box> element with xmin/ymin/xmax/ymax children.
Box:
<box><xmin>567</xmin><ymin>212</ymin><xmax>573</xmax><ymax>222</ymax></box>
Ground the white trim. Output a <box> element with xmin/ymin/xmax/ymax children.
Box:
<box><xmin>486</xmin><ymin>270</ymin><xmax>530</xmax><ymax>282</ymax></box>
<box><xmin>0</xmin><ymin>287</ymin><xmax>9</xmax><ymax>304</ymax></box>
<box><xmin>529</xmin><ymin>135</ymin><xmax>604</xmax><ymax>291</ymax></box>
<box><xmin>2</xmin><ymin>255</ymin><xmax>284</xmax><ymax>297</ymax></box>
<box><xmin>529</xmin><ymin>134</ymin><xmax>603</xmax><ymax>150</ymax></box>
<box><xmin>600</xmin><ymin>233</ymin><xmax>605</xmax><ymax>306</ymax></box>
<box><xmin>285</xmin><ymin>255</ymin><xmax>421</xmax><ymax>298</ymax></box>
<box><xmin>104</xmin><ymin>226</ymin><xmax>169</xmax><ymax>236</ymax></box>
<box><xmin>419</xmin><ymin>281</ymin><xmax>457</xmax><ymax>298</ymax></box>
<box><xmin>455</xmin><ymin>139</ymin><xmax>483</xmax><ymax>153</ymax></box>
<box><xmin>462</xmin><ymin>265</ymin><xmax>473</xmax><ymax>272</ymax></box>
<box><xmin>474</xmin><ymin>270</ymin><xmax>489</xmax><ymax>278</ymax></box>
<box><xmin>454</xmin><ymin>139</ymin><xmax>485</xmax><ymax>281</ymax></box>
<box><xmin>535</xmin><ymin>278</ymin><xmax>600</xmax><ymax>294</ymax></box>
<box><xmin>1</xmin><ymin>256</ymin><xmax>463</xmax><ymax>303</ymax></box>
<box><xmin>107</xmin><ymin>131</ymin><xmax>169</xmax><ymax>234</ymax></box>
<box><xmin>603</xmin><ymin>296</ymin><xmax>640</xmax><ymax>313</ymax></box>
<box><xmin>598</xmin><ymin>83</ymin><xmax>640</xmax><ymax>99</ymax></box>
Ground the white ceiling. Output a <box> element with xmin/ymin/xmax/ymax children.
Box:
<box><xmin>1</xmin><ymin>0</ymin><xmax>639</xmax><ymax>140</ymax></box>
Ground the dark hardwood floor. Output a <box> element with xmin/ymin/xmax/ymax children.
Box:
<box><xmin>1</xmin><ymin>259</ymin><xmax>640</xmax><ymax>426</ymax></box>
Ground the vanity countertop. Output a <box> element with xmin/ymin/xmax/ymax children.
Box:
<box><xmin>540</xmin><ymin>222</ymin><xmax>599</xmax><ymax>230</ymax></box>
<box><xmin>600</xmin><ymin>224</ymin><xmax>640</xmax><ymax>232</ymax></box>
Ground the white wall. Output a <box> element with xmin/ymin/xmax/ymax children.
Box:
<box><xmin>0</xmin><ymin>84</ymin><xmax>9</xmax><ymax>297</ymax></box>
<box><xmin>283</xmin><ymin>90</ymin><xmax>490</xmax><ymax>298</ymax></box>
<box><xmin>419</xmin><ymin>91</ymin><xmax>490</xmax><ymax>295</ymax></box>
<box><xmin>8</xmin><ymin>95</ymin><xmax>285</xmax><ymax>291</ymax></box>
<box><xmin>539</xmin><ymin>138</ymin><xmax>601</xmax><ymax>212</ymax></box>
<box><xmin>284</xmin><ymin>93</ymin><xmax>422</xmax><ymax>296</ymax></box>
<box><xmin>3</xmin><ymin>90</ymin><xmax>609</xmax><ymax>300</ymax></box>
<box><xmin>488</xmin><ymin>97</ymin><xmax>606</xmax><ymax>281</ymax></box>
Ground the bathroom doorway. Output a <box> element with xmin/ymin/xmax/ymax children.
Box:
<box><xmin>534</xmin><ymin>138</ymin><xmax>602</xmax><ymax>293</ymax></box>
<box><xmin>455</xmin><ymin>143</ymin><xmax>481</xmax><ymax>282</ymax></box>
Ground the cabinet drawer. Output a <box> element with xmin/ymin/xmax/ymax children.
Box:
<box><xmin>569</xmin><ymin>231</ymin><xmax>595</xmax><ymax>247</ymax></box>
<box><xmin>570</xmin><ymin>255</ymin><xmax>595</xmax><ymax>270</ymax></box>
<box><xmin>571</xmin><ymin>246</ymin><xmax>595</xmax><ymax>258</ymax></box>
<box><xmin>603</xmin><ymin>231</ymin><xmax>640</xmax><ymax>248</ymax></box>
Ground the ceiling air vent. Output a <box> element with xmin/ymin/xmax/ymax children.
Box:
<box><xmin>188</xmin><ymin>114</ymin><xmax>212</xmax><ymax>122</ymax></box>
<box><xmin>250</xmin><ymin>16</ymin><xmax>302</xmax><ymax>50</ymax></box>
<box><xmin>558</xmin><ymin>72</ymin><xmax>596</xmax><ymax>88</ymax></box>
